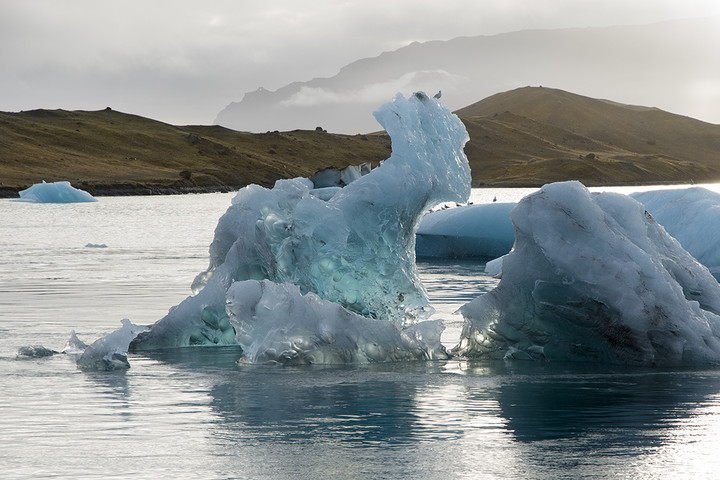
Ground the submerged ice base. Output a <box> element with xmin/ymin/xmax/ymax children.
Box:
<box><xmin>123</xmin><ymin>91</ymin><xmax>470</xmax><ymax>364</ymax></box>
<box><xmin>16</xmin><ymin>181</ymin><xmax>97</xmax><ymax>203</ymax></box>
<box><xmin>455</xmin><ymin>181</ymin><xmax>720</xmax><ymax>366</ymax></box>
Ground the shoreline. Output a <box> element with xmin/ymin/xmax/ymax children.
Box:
<box><xmin>0</xmin><ymin>178</ymin><xmax>701</xmax><ymax>199</ymax></box>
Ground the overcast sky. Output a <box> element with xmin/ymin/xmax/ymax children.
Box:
<box><xmin>2</xmin><ymin>0</ymin><xmax>719</xmax><ymax>125</ymax></box>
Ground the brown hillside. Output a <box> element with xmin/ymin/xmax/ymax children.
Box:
<box><xmin>2</xmin><ymin>87</ymin><xmax>720</xmax><ymax>196</ymax></box>
<box><xmin>458</xmin><ymin>86</ymin><xmax>720</xmax><ymax>187</ymax></box>
<box><xmin>0</xmin><ymin>108</ymin><xmax>391</xmax><ymax>196</ymax></box>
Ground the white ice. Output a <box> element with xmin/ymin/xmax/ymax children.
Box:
<box><xmin>416</xmin><ymin>203</ymin><xmax>515</xmax><ymax>259</ymax></box>
<box><xmin>125</xmin><ymin>91</ymin><xmax>470</xmax><ymax>364</ymax></box>
<box><xmin>76</xmin><ymin>319</ymin><xmax>147</xmax><ymax>371</ymax></box>
<box><xmin>454</xmin><ymin>181</ymin><xmax>720</xmax><ymax>366</ymax></box>
<box><xmin>632</xmin><ymin>187</ymin><xmax>720</xmax><ymax>279</ymax></box>
<box><xmin>227</xmin><ymin>280</ymin><xmax>447</xmax><ymax>364</ymax></box>
<box><xmin>15</xmin><ymin>180</ymin><xmax>97</xmax><ymax>203</ymax></box>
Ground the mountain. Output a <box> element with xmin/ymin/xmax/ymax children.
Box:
<box><xmin>215</xmin><ymin>17</ymin><xmax>720</xmax><ymax>134</ymax></box>
<box><xmin>2</xmin><ymin>87</ymin><xmax>720</xmax><ymax>197</ymax></box>
<box><xmin>459</xmin><ymin>86</ymin><xmax>720</xmax><ymax>186</ymax></box>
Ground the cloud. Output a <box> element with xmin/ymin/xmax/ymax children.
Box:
<box><xmin>280</xmin><ymin>70</ymin><xmax>469</xmax><ymax>107</ymax></box>
<box><xmin>2</xmin><ymin>0</ymin><xmax>720</xmax><ymax>124</ymax></box>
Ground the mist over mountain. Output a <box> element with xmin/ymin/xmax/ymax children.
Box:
<box><xmin>215</xmin><ymin>17</ymin><xmax>720</xmax><ymax>134</ymax></box>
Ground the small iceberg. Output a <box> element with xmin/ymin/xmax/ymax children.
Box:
<box><xmin>76</xmin><ymin>319</ymin><xmax>147</xmax><ymax>371</ymax></box>
<box><xmin>16</xmin><ymin>181</ymin><xmax>97</xmax><ymax>203</ymax></box>
<box><xmin>416</xmin><ymin>202</ymin><xmax>516</xmax><ymax>259</ymax></box>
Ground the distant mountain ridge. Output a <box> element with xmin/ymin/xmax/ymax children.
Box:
<box><xmin>216</xmin><ymin>17</ymin><xmax>720</xmax><ymax>134</ymax></box>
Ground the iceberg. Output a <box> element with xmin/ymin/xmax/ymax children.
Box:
<box><xmin>125</xmin><ymin>91</ymin><xmax>470</xmax><ymax>362</ymax></box>
<box><xmin>631</xmin><ymin>187</ymin><xmax>720</xmax><ymax>279</ymax></box>
<box><xmin>454</xmin><ymin>181</ymin><xmax>720</xmax><ymax>366</ymax></box>
<box><xmin>416</xmin><ymin>202</ymin><xmax>516</xmax><ymax>259</ymax></box>
<box><xmin>16</xmin><ymin>180</ymin><xmax>97</xmax><ymax>203</ymax></box>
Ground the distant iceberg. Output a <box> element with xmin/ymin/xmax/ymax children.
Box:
<box><xmin>454</xmin><ymin>181</ymin><xmax>720</xmax><ymax>366</ymax></box>
<box><xmin>632</xmin><ymin>187</ymin><xmax>720</xmax><ymax>280</ymax></box>
<box><xmin>16</xmin><ymin>181</ymin><xmax>97</xmax><ymax>203</ymax></box>
<box><xmin>416</xmin><ymin>203</ymin><xmax>515</xmax><ymax>259</ymax></box>
<box><xmin>122</xmin><ymin>91</ymin><xmax>470</xmax><ymax>364</ymax></box>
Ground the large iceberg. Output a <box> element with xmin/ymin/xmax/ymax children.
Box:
<box><xmin>416</xmin><ymin>202</ymin><xmax>515</xmax><ymax>259</ymax></box>
<box><xmin>122</xmin><ymin>91</ymin><xmax>470</xmax><ymax>363</ymax></box>
<box><xmin>632</xmin><ymin>187</ymin><xmax>720</xmax><ymax>279</ymax></box>
<box><xmin>454</xmin><ymin>181</ymin><xmax>720</xmax><ymax>366</ymax></box>
<box><xmin>16</xmin><ymin>180</ymin><xmax>97</xmax><ymax>203</ymax></box>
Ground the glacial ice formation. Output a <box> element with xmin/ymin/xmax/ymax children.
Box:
<box><xmin>632</xmin><ymin>187</ymin><xmax>720</xmax><ymax>279</ymax></box>
<box><xmin>77</xmin><ymin>319</ymin><xmax>147</xmax><ymax>371</ymax></box>
<box><xmin>416</xmin><ymin>203</ymin><xmax>515</xmax><ymax>259</ymax></box>
<box><xmin>227</xmin><ymin>280</ymin><xmax>447</xmax><ymax>364</ymax></box>
<box><xmin>16</xmin><ymin>181</ymin><xmax>97</xmax><ymax>203</ymax></box>
<box><xmin>454</xmin><ymin>181</ymin><xmax>720</xmax><ymax>366</ymax></box>
<box><xmin>126</xmin><ymin>91</ymin><xmax>470</xmax><ymax>361</ymax></box>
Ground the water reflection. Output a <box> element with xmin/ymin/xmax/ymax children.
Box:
<box><xmin>138</xmin><ymin>349</ymin><xmax>720</xmax><ymax>478</ymax></box>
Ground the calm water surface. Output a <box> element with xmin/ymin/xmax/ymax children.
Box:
<box><xmin>2</xmin><ymin>188</ymin><xmax>720</xmax><ymax>479</ymax></box>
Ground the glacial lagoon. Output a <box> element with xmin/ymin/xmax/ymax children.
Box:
<box><xmin>3</xmin><ymin>187</ymin><xmax>720</xmax><ymax>478</ymax></box>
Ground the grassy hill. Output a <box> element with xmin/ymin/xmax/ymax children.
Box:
<box><xmin>459</xmin><ymin>86</ymin><xmax>720</xmax><ymax>187</ymax></box>
<box><xmin>2</xmin><ymin>87</ymin><xmax>720</xmax><ymax>196</ymax></box>
<box><xmin>0</xmin><ymin>108</ymin><xmax>391</xmax><ymax>197</ymax></box>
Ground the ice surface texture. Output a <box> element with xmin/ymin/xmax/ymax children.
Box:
<box><xmin>454</xmin><ymin>181</ymin><xmax>720</xmax><ymax>366</ymax></box>
<box><xmin>130</xmin><ymin>92</ymin><xmax>470</xmax><ymax>355</ymax></box>
<box><xmin>16</xmin><ymin>181</ymin><xmax>97</xmax><ymax>203</ymax></box>
<box><xmin>632</xmin><ymin>187</ymin><xmax>720</xmax><ymax>280</ymax></box>
<box><xmin>227</xmin><ymin>280</ymin><xmax>447</xmax><ymax>364</ymax></box>
<box><xmin>416</xmin><ymin>203</ymin><xmax>515</xmax><ymax>259</ymax></box>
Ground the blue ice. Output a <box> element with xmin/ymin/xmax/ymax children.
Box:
<box><xmin>16</xmin><ymin>181</ymin><xmax>97</xmax><ymax>203</ymax></box>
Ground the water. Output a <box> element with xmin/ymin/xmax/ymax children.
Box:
<box><xmin>3</xmin><ymin>187</ymin><xmax>720</xmax><ymax>479</ymax></box>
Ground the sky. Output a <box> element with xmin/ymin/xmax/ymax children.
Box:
<box><xmin>2</xmin><ymin>0</ymin><xmax>720</xmax><ymax>125</ymax></box>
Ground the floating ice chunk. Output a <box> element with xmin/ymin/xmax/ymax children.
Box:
<box><xmin>85</xmin><ymin>243</ymin><xmax>108</xmax><ymax>248</ymax></box>
<box><xmin>416</xmin><ymin>203</ymin><xmax>516</xmax><ymax>258</ymax></box>
<box><xmin>16</xmin><ymin>345</ymin><xmax>58</xmax><ymax>358</ymax></box>
<box><xmin>454</xmin><ymin>181</ymin><xmax>720</xmax><ymax>366</ymax></box>
<box><xmin>15</xmin><ymin>181</ymin><xmax>97</xmax><ymax>203</ymax></box>
<box><xmin>632</xmin><ymin>187</ymin><xmax>720</xmax><ymax>279</ymax></box>
<box><xmin>63</xmin><ymin>330</ymin><xmax>88</xmax><ymax>355</ymax></box>
<box><xmin>76</xmin><ymin>319</ymin><xmax>147</xmax><ymax>371</ymax></box>
<box><xmin>484</xmin><ymin>255</ymin><xmax>505</xmax><ymax>277</ymax></box>
<box><xmin>226</xmin><ymin>280</ymin><xmax>448</xmax><ymax>364</ymax></box>
<box><xmin>131</xmin><ymin>92</ymin><xmax>470</xmax><ymax>352</ymax></box>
